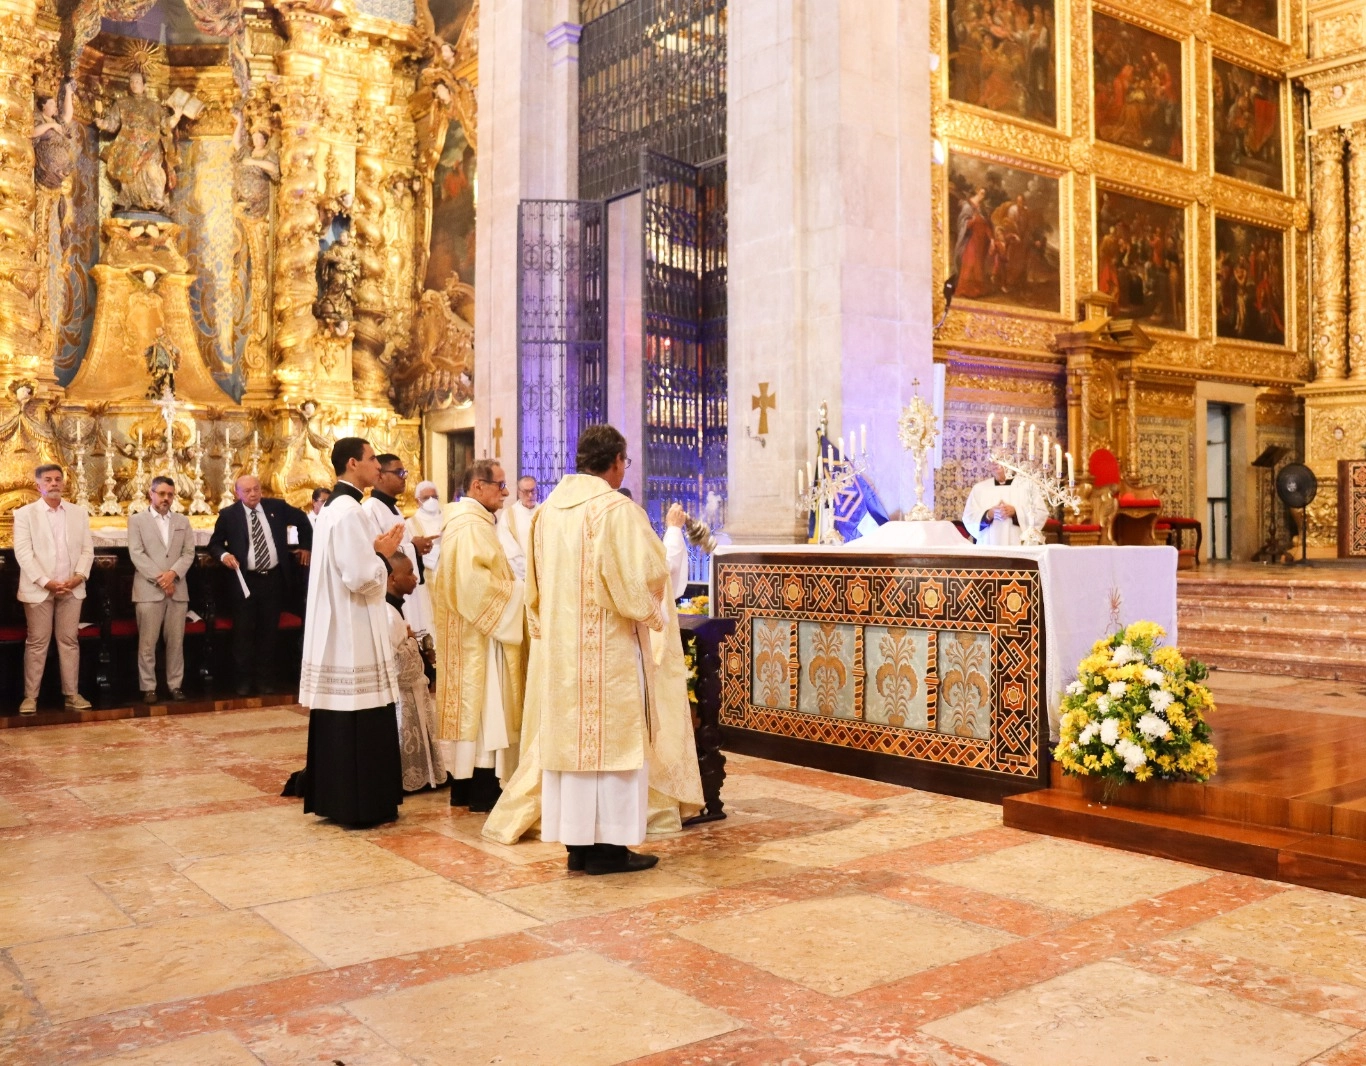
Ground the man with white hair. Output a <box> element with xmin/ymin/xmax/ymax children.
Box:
<box><xmin>406</xmin><ymin>479</ymin><xmax>444</xmax><ymax>575</ymax></box>
<box><xmin>496</xmin><ymin>474</ymin><xmax>537</xmax><ymax>580</ymax></box>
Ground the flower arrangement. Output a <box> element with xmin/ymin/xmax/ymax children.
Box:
<box><xmin>682</xmin><ymin>643</ymin><xmax>699</xmax><ymax>707</ymax></box>
<box><xmin>677</xmin><ymin>594</ymin><xmax>710</xmax><ymax>616</ymax></box>
<box><xmin>1055</xmin><ymin>621</ymin><xmax>1217</xmax><ymax>791</ymax></box>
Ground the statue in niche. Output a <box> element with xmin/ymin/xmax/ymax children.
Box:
<box><xmin>144</xmin><ymin>328</ymin><xmax>180</xmax><ymax>399</ymax></box>
<box><xmin>231</xmin><ymin>111</ymin><xmax>280</xmax><ymax>220</ymax></box>
<box><xmin>93</xmin><ymin>71</ymin><xmax>199</xmax><ymax>214</ymax></box>
<box><xmin>0</xmin><ymin>381</ymin><xmax>62</xmax><ymax>493</ymax></box>
<box><xmin>270</xmin><ymin>399</ymin><xmax>336</xmax><ymax>500</ymax></box>
<box><xmin>314</xmin><ymin>225</ymin><xmax>360</xmax><ymax>336</ymax></box>
<box><xmin>32</xmin><ymin>81</ymin><xmax>81</xmax><ymax>191</ymax></box>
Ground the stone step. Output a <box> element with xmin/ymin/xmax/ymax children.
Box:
<box><xmin>1178</xmin><ymin>595</ymin><xmax>1366</xmax><ymax>622</ymax></box>
<box><xmin>1179</xmin><ymin>618</ymin><xmax>1366</xmax><ymax>654</ymax></box>
<box><xmin>1003</xmin><ymin>788</ymin><xmax>1366</xmax><ymax>897</ymax></box>
<box><xmin>1176</xmin><ymin>577</ymin><xmax>1366</xmax><ymax>607</ymax></box>
<box><xmin>1177</xmin><ymin>640</ymin><xmax>1366</xmax><ymax>684</ymax></box>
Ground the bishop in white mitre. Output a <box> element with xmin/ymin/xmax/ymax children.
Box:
<box><xmin>297</xmin><ymin>438</ymin><xmax>406</xmax><ymax>827</ymax></box>
<box><xmin>433</xmin><ymin>459</ymin><xmax>525</xmax><ymax>814</ymax></box>
<box><xmin>962</xmin><ymin>462</ymin><xmax>1049</xmax><ymax>546</ymax></box>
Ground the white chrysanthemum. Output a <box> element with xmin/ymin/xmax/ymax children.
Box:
<box><xmin>1137</xmin><ymin>713</ymin><xmax>1172</xmax><ymax>741</ymax></box>
<box><xmin>1078</xmin><ymin>722</ymin><xmax>1099</xmax><ymax>745</ymax></box>
<box><xmin>1107</xmin><ymin>680</ymin><xmax>1128</xmax><ymax>699</ymax></box>
<box><xmin>1099</xmin><ymin>717</ymin><xmax>1120</xmax><ymax>747</ymax></box>
<box><xmin>1066</xmin><ymin>680</ymin><xmax>1085</xmax><ymax>697</ymax></box>
<box><xmin>1149</xmin><ymin>688</ymin><xmax>1175</xmax><ymax>714</ymax></box>
<box><xmin>1111</xmin><ymin>644</ymin><xmax>1137</xmax><ymax>666</ymax></box>
<box><xmin>1142</xmin><ymin>667</ymin><xmax>1165</xmax><ymax>686</ymax></box>
<box><xmin>1096</xmin><ymin>695</ymin><xmax>1111</xmax><ymax>715</ymax></box>
<box><xmin>1114</xmin><ymin>737</ymin><xmax>1148</xmax><ymax>772</ymax></box>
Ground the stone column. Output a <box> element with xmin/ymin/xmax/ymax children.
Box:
<box><xmin>1311</xmin><ymin>127</ymin><xmax>1347</xmax><ymax>382</ymax></box>
<box><xmin>474</xmin><ymin>0</ymin><xmax>580</xmax><ymax>472</ymax></box>
<box><xmin>1352</xmin><ymin>121</ymin><xmax>1366</xmax><ymax>380</ymax></box>
<box><xmin>0</xmin><ymin>0</ymin><xmax>41</xmax><ymax>386</ymax></box>
<box><xmin>727</xmin><ymin>0</ymin><xmax>934</xmax><ymax>542</ymax></box>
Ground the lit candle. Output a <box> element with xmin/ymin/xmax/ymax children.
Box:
<box><xmin>797</xmin><ymin>467</ymin><xmax>804</xmax><ymax>497</ymax></box>
<box><xmin>1015</xmin><ymin>419</ymin><xmax>1024</xmax><ymax>454</ymax></box>
<box><xmin>1066</xmin><ymin>451</ymin><xmax>1075</xmax><ymax>486</ymax></box>
<box><xmin>76</xmin><ymin>420</ymin><xmax>83</xmax><ymax>445</ymax></box>
<box><xmin>252</xmin><ymin>430</ymin><xmax>259</xmax><ymax>451</ymax></box>
<box><xmin>1027</xmin><ymin>424</ymin><xmax>1035</xmax><ymax>461</ymax></box>
<box><xmin>1041</xmin><ymin>433</ymin><xmax>1050</xmax><ymax>471</ymax></box>
<box><xmin>1055</xmin><ymin>442</ymin><xmax>1063</xmax><ymax>476</ymax></box>
<box><xmin>806</xmin><ymin>460</ymin><xmax>813</xmax><ymax>488</ymax></box>
<box><xmin>986</xmin><ymin>413</ymin><xmax>995</xmax><ymax>447</ymax></box>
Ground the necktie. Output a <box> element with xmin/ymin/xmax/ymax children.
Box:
<box><xmin>250</xmin><ymin>507</ymin><xmax>271</xmax><ymax>572</ymax></box>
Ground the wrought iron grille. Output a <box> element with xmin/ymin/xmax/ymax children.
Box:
<box><xmin>516</xmin><ymin>200</ymin><xmax>607</xmax><ymax>487</ymax></box>
<box><xmin>579</xmin><ymin>0</ymin><xmax>727</xmax><ymax>202</ymax></box>
<box><xmin>641</xmin><ymin>150</ymin><xmax>727</xmax><ymax>580</ymax></box>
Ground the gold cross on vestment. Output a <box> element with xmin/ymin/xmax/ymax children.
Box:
<box><xmin>751</xmin><ymin>382</ymin><xmax>776</xmax><ymax>436</ymax></box>
<box><xmin>491</xmin><ymin>416</ymin><xmax>503</xmax><ymax>459</ymax></box>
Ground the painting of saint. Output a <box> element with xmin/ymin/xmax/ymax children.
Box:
<box><xmin>1095</xmin><ymin>189</ymin><xmax>1185</xmax><ymax>332</ymax></box>
<box><xmin>1214</xmin><ymin>218</ymin><xmax>1285</xmax><ymax>346</ymax></box>
<box><xmin>1211</xmin><ymin>0</ymin><xmax>1279</xmax><ymax>38</ymax></box>
<box><xmin>948</xmin><ymin>0</ymin><xmax>1056</xmax><ymax>127</ymax></box>
<box><xmin>1212</xmin><ymin>59</ymin><xmax>1282</xmax><ymax>191</ymax></box>
<box><xmin>1092</xmin><ymin>13</ymin><xmax>1184</xmax><ymax>162</ymax></box>
<box><xmin>948</xmin><ymin>152</ymin><xmax>1061</xmax><ymax>312</ymax></box>
<box><xmin>425</xmin><ymin>120</ymin><xmax>475</xmax><ymax>293</ymax></box>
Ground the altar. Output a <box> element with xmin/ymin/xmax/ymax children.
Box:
<box><xmin>710</xmin><ymin>534</ymin><xmax>1177</xmax><ymax>802</ymax></box>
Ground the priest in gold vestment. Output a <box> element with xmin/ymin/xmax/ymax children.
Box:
<box><xmin>483</xmin><ymin>425</ymin><xmax>702</xmax><ymax>875</ymax></box>
<box><xmin>433</xmin><ymin>459</ymin><xmax>525</xmax><ymax>813</ymax></box>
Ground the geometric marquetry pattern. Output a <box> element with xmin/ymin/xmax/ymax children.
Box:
<box><xmin>714</xmin><ymin>554</ymin><xmax>1044</xmax><ymax>780</ymax></box>
<box><xmin>1345</xmin><ymin>460</ymin><xmax>1366</xmax><ymax>558</ymax></box>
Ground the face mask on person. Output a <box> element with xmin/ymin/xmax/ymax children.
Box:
<box><xmin>420</xmin><ymin>497</ymin><xmax>441</xmax><ymax>515</ymax></box>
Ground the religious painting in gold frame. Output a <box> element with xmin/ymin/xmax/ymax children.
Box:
<box><xmin>1211</xmin><ymin>57</ymin><xmax>1283</xmax><ymax>193</ymax></box>
<box><xmin>1091</xmin><ymin>11</ymin><xmax>1184</xmax><ymax>164</ymax></box>
<box><xmin>1094</xmin><ymin>186</ymin><xmax>1187</xmax><ymax>333</ymax></box>
<box><xmin>946</xmin><ymin>0</ymin><xmax>1057</xmax><ymax>128</ymax></box>
<box><xmin>1211</xmin><ymin>0</ymin><xmax>1279</xmax><ymax>40</ymax></box>
<box><xmin>946</xmin><ymin>150</ymin><xmax>1062</xmax><ymax>314</ymax></box>
<box><xmin>1214</xmin><ymin>216</ymin><xmax>1286</xmax><ymax>347</ymax></box>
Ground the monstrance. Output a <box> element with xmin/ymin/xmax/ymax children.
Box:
<box><xmin>897</xmin><ymin>383</ymin><xmax>938</xmax><ymax>522</ymax></box>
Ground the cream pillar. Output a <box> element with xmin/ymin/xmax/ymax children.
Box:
<box><xmin>1311</xmin><ymin>127</ymin><xmax>1347</xmax><ymax>382</ymax></box>
<box><xmin>726</xmin><ymin>0</ymin><xmax>934</xmax><ymax>542</ymax></box>
<box><xmin>474</xmin><ymin>0</ymin><xmax>580</xmax><ymax>475</ymax></box>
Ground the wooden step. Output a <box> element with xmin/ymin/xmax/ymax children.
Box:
<box><xmin>1003</xmin><ymin>789</ymin><xmax>1366</xmax><ymax>897</ymax></box>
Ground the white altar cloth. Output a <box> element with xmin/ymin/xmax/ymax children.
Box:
<box><xmin>713</xmin><ymin>538</ymin><xmax>1178</xmax><ymax>742</ymax></box>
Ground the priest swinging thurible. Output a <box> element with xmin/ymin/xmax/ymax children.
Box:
<box><xmin>296</xmin><ymin>437</ymin><xmax>407</xmax><ymax>828</ymax></box>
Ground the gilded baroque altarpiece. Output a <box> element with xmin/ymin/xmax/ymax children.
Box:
<box><xmin>0</xmin><ymin>0</ymin><xmax>478</xmax><ymax>540</ymax></box>
<box><xmin>933</xmin><ymin>0</ymin><xmax>1318</xmax><ymax>545</ymax></box>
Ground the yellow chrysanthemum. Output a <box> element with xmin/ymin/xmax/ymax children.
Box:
<box><xmin>1152</xmin><ymin>647</ymin><xmax>1184</xmax><ymax>670</ymax></box>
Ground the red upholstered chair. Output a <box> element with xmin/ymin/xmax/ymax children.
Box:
<box><xmin>1155</xmin><ymin>516</ymin><xmax>1203</xmax><ymax>569</ymax></box>
<box><xmin>1087</xmin><ymin>448</ymin><xmax>1162</xmax><ymax>547</ymax></box>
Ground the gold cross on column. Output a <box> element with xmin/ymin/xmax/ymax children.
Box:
<box><xmin>491</xmin><ymin>416</ymin><xmax>503</xmax><ymax>459</ymax></box>
<box><xmin>751</xmin><ymin>382</ymin><xmax>776</xmax><ymax>435</ymax></box>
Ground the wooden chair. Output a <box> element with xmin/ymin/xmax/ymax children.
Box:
<box><xmin>1087</xmin><ymin>448</ymin><xmax>1162</xmax><ymax>547</ymax></box>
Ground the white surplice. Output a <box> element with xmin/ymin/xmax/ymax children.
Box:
<box><xmin>496</xmin><ymin>500</ymin><xmax>535</xmax><ymax>580</ymax></box>
<box><xmin>362</xmin><ymin>495</ymin><xmax>434</xmax><ymax>636</ymax></box>
<box><xmin>406</xmin><ymin>504</ymin><xmax>444</xmax><ymax>573</ymax></box>
<box><xmin>961</xmin><ymin>476</ymin><xmax>1049</xmax><ymax>546</ymax></box>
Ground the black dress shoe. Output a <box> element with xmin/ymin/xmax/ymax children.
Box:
<box><xmin>168</xmin><ymin>689</ymin><xmax>186</xmax><ymax>702</ymax></box>
<box><xmin>566</xmin><ymin>845</ymin><xmax>589</xmax><ymax>872</ymax></box>
<box><xmin>584</xmin><ymin>844</ymin><xmax>659</xmax><ymax>876</ymax></box>
<box><xmin>449</xmin><ymin>776</ymin><xmax>471</xmax><ymax>808</ymax></box>
<box><xmin>468</xmin><ymin>767</ymin><xmax>503</xmax><ymax>813</ymax></box>
<box><xmin>142</xmin><ymin>690</ymin><xmax>158</xmax><ymax>704</ymax></box>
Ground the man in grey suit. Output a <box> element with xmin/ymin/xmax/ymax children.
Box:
<box><xmin>128</xmin><ymin>476</ymin><xmax>195</xmax><ymax>703</ymax></box>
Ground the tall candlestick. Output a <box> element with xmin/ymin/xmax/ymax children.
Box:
<box><xmin>1015</xmin><ymin>420</ymin><xmax>1024</xmax><ymax>454</ymax></box>
<box><xmin>986</xmin><ymin>413</ymin><xmax>995</xmax><ymax>447</ymax></box>
<box><xmin>1027</xmin><ymin>424</ymin><xmax>1036</xmax><ymax>461</ymax></box>
<box><xmin>797</xmin><ymin>467</ymin><xmax>805</xmax><ymax>496</ymax></box>
<box><xmin>1066</xmin><ymin>451</ymin><xmax>1074</xmax><ymax>486</ymax></box>
<box><xmin>1055</xmin><ymin>442</ymin><xmax>1063</xmax><ymax>476</ymax></box>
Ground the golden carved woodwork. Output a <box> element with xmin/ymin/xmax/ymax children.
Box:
<box><xmin>1352</xmin><ymin>121</ymin><xmax>1366</xmax><ymax>380</ymax></box>
<box><xmin>1311</xmin><ymin>127</ymin><xmax>1347</xmax><ymax>380</ymax></box>
<box><xmin>271</xmin><ymin>78</ymin><xmax>323</xmax><ymax>388</ymax></box>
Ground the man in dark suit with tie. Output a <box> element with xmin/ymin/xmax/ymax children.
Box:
<box><xmin>209</xmin><ymin>474</ymin><xmax>312</xmax><ymax>695</ymax></box>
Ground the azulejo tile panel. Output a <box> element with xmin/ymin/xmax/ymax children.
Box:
<box><xmin>716</xmin><ymin>554</ymin><xmax>1044</xmax><ymax>781</ymax></box>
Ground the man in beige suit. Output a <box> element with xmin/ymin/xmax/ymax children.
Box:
<box><xmin>12</xmin><ymin>464</ymin><xmax>94</xmax><ymax>714</ymax></box>
<box><xmin>128</xmin><ymin>476</ymin><xmax>195</xmax><ymax>703</ymax></box>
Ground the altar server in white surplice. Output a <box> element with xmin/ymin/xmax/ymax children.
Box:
<box><xmin>297</xmin><ymin>437</ymin><xmax>406</xmax><ymax>827</ymax></box>
<box><xmin>433</xmin><ymin>458</ymin><xmax>525</xmax><ymax>814</ymax></box>
<box><xmin>962</xmin><ymin>463</ymin><xmax>1049</xmax><ymax>547</ymax></box>
<box><xmin>386</xmin><ymin>552</ymin><xmax>446</xmax><ymax>792</ymax></box>
<box><xmin>361</xmin><ymin>455</ymin><xmax>434</xmax><ymax>638</ymax></box>
<box><xmin>483</xmin><ymin>425</ymin><xmax>670</xmax><ymax>876</ymax></box>
<box><xmin>496</xmin><ymin>475</ymin><xmax>537</xmax><ymax>580</ymax></box>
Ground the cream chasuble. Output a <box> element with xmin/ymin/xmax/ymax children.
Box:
<box><xmin>432</xmin><ymin>498</ymin><xmax>525</xmax><ymax>782</ymax></box>
<box><xmin>961</xmin><ymin>476</ymin><xmax>1049</xmax><ymax>546</ymax></box>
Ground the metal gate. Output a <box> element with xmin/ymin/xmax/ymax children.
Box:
<box><xmin>516</xmin><ymin>200</ymin><xmax>607</xmax><ymax>486</ymax></box>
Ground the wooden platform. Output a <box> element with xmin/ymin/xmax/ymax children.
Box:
<box><xmin>1005</xmin><ymin>675</ymin><xmax>1366</xmax><ymax>896</ymax></box>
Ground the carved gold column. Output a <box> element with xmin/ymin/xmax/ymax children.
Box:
<box><xmin>1349</xmin><ymin>121</ymin><xmax>1366</xmax><ymax>380</ymax></box>
<box><xmin>352</xmin><ymin>91</ymin><xmax>393</xmax><ymax>406</ymax></box>
<box><xmin>1312</xmin><ymin>127</ymin><xmax>1348</xmax><ymax>381</ymax></box>
<box><xmin>0</xmin><ymin>2</ymin><xmax>41</xmax><ymax>385</ymax></box>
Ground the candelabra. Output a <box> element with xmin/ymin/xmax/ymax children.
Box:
<box><xmin>187</xmin><ymin>439</ymin><xmax>212</xmax><ymax>515</ymax></box>
<box><xmin>796</xmin><ymin>450</ymin><xmax>868</xmax><ymax>544</ymax></box>
<box><xmin>152</xmin><ymin>386</ymin><xmax>187</xmax><ymax>513</ymax></box>
<box><xmin>99</xmin><ymin>431</ymin><xmax>122</xmax><ymax>516</ymax></box>
<box><xmin>127</xmin><ymin>434</ymin><xmax>150</xmax><ymax>514</ymax></box>
<box><xmin>217</xmin><ymin>423</ymin><xmax>241</xmax><ymax>510</ymax></box>
<box><xmin>70</xmin><ymin>421</ymin><xmax>94</xmax><ymax>515</ymax></box>
<box><xmin>987</xmin><ymin>444</ymin><xmax>1081</xmax><ymax>546</ymax></box>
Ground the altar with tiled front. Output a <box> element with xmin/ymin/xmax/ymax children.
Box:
<box><xmin>712</xmin><ymin>543</ymin><xmax>1178</xmax><ymax>802</ymax></box>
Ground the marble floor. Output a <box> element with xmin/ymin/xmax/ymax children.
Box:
<box><xmin>2</xmin><ymin>672</ymin><xmax>1366</xmax><ymax>1066</ymax></box>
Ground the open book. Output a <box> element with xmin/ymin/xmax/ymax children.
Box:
<box><xmin>165</xmin><ymin>87</ymin><xmax>205</xmax><ymax>120</ymax></box>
